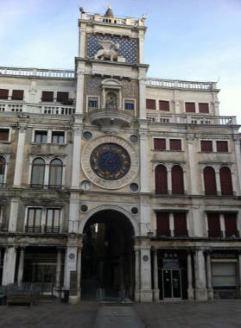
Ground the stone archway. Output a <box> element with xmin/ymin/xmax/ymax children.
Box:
<box><xmin>81</xmin><ymin>209</ymin><xmax>135</xmax><ymax>301</ymax></box>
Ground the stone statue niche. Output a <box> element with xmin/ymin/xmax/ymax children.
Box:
<box><xmin>106</xmin><ymin>91</ymin><xmax>118</xmax><ymax>110</ymax></box>
<box><xmin>94</xmin><ymin>40</ymin><xmax>126</xmax><ymax>62</ymax></box>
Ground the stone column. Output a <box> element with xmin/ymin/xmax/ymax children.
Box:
<box><xmin>56</xmin><ymin>249</ymin><xmax>62</xmax><ymax>290</ymax></box>
<box><xmin>139</xmin><ymin>79</ymin><xmax>146</xmax><ymax>119</ymax></box>
<box><xmin>17</xmin><ymin>247</ymin><xmax>25</xmax><ymax>286</ymax></box>
<box><xmin>187</xmin><ymin>253</ymin><xmax>194</xmax><ymax>300</ymax></box>
<box><xmin>77</xmin><ymin>247</ymin><xmax>82</xmax><ymax>298</ymax></box>
<box><xmin>215</xmin><ymin>168</ymin><xmax>222</xmax><ymax>195</ymax></box>
<box><xmin>206</xmin><ymin>253</ymin><xmax>214</xmax><ymax>300</ymax></box>
<box><xmin>233</xmin><ymin>136</ymin><xmax>241</xmax><ymax>195</ymax></box>
<box><xmin>8</xmin><ymin>198</ymin><xmax>19</xmax><ymax>232</ymax></box>
<box><xmin>71</xmin><ymin>126</ymin><xmax>82</xmax><ymax>189</ymax></box>
<box><xmin>237</xmin><ymin>254</ymin><xmax>241</xmax><ymax>297</ymax></box>
<box><xmin>2</xmin><ymin>247</ymin><xmax>17</xmax><ymax>285</ymax></box>
<box><xmin>220</xmin><ymin>213</ymin><xmax>225</xmax><ymax>238</ymax></box>
<box><xmin>140</xmin><ymin>247</ymin><xmax>152</xmax><ymax>302</ymax></box>
<box><xmin>13</xmin><ymin>125</ymin><xmax>26</xmax><ymax>187</ymax></box>
<box><xmin>153</xmin><ymin>249</ymin><xmax>159</xmax><ymax>302</ymax></box>
<box><xmin>194</xmin><ymin>249</ymin><xmax>208</xmax><ymax>301</ymax></box>
<box><xmin>167</xmin><ymin>167</ymin><xmax>172</xmax><ymax>194</ymax></box>
<box><xmin>169</xmin><ymin>213</ymin><xmax>174</xmax><ymax>237</ymax></box>
<box><xmin>139</xmin><ymin>30</ymin><xmax>145</xmax><ymax>63</ymax></box>
<box><xmin>139</xmin><ymin>131</ymin><xmax>149</xmax><ymax>193</ymax></box>
<box><xmin>186</xmin><ymin>135</ymin><xmax>198</xmax><ymax>195</ymax></box>
<box><xmin>134</xmin><ymin>248</ymin><xmax>140</xmax><ymax>302</ymax></box>
<box><xmin>75</xmin><ymin>66</ymin><xmax>85</xmax><ymax>114</ymax></box>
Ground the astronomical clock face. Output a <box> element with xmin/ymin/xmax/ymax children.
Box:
<box><xmin>81</xmin><ymin>136</ymin><xmax>138</xmax><ymax>189</ymax></box>
<box><xmin>90</xmin><ymin>143</ymin><xmax>130</xmax><ymax>180</ymax></box>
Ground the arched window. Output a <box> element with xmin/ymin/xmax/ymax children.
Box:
<box><xmin>31</xmin><ymin>158</ymin><xmax>45</xmax><ymax>187</ymax></box>
<box><xmin>171</xmin><ymin>165</ymin><xmax>184</xmax><ymax>194</ymax></box>
<box><xmin>155</xmin><ymin>164</ymin><xmax>167</xmax><ymax>194</ymax></box>
<box><xmin>203</xmin><ymin>166</ymin><xmax>217</xmax><ymax>195</ymax></box>
<box><xmin>0</xmin><ymin>156</ymin><xmax>6</xmax><ymax>185</ymax></box>
<box><xmin>49</xmin><ymin>159</ymin><xmax>63</xmax><ymax>188</ymax></box>
<box><xmin>220</xmin><ymin>167</ymin><xmax>233</xmax><ymax>195</ymax></box>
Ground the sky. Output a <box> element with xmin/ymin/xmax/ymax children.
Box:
<box><xmin>0</xmin><ymin>0</ymin><xmax>240</xmax><ymax>123</ymax></box>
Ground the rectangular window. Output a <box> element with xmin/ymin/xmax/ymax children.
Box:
<box><xmin>146</xmin><ymin>99</ymin><xmax>156</xmax><ymax>110</ymax></box>
<box><xmin>12</xmin><ymin>90</ymin><xmax>24</xmax><ymax>100</ymax></box>
<box><xmin>124</xmin><ymin>100</ymin><xmax>135</xmax><ymax>110</ymax></box>
<box><xmin>212</xmin><ymin>262</ymin><xmax>237</xmax><ymax>287</ymax></box>
<box><xmin>199</xmin><ymin>103</ymin><xmax>209</xmax><ymax>113</ymax></box>
<box><xmin>216</xmin><ymin>141</ymin><xmax>228</xmax><ymax>152</ymax></box>
<box><xmin>201</xmin><ymin>140</ymin><xmax>213</xmax><ymax>152</ymax></box>
<box><xmin>159</xmin><ymin>100</ymin><xmax>170</xmax><ymax>111</ymax></box>
<box><xmin>26</xmin><ymin>208</ymin><xmax>42</xmax><ymax>233</ymax></box>
<box><xmin>174</xmin><ymin>212</ymin><xmax>187</xmax><ymax>237</ymax></box>
<box><xmin>185</xmin><ymin>102</ymin><xmax>195</xmax><ymax>113</ymax></box>
<box><xmin>0</xmin><ymin>89</ymin><xmax>9</xmax><ymax>100</ymax></box>
<box><xmin>57</xmin><ymin>92</ymin><xmax>69</xmax><ymax>103</ymax></box>
<box><xmin>46</xmin><ymin>208</ymin><xmax>61</xmax><ymax>233</ymax></box>
<box><xmin>34</xmin><ymin>130</ymin><xmax>47</xmax><ymax>144</ymax></box>
<box><xmin>207</xmin><ymin>212</ymin><xmax>221</xmax><ymax>237</ymax></box>
<box><xmin>42</xmin><ymin>91</ymin><xmax>54</xmax><ymax>102</ymax></box>
<box><xmin>52</xmin><ymin>131</ymin><xmax>65</xmax><ymax>144</ymax></box>
<box><xmin>88</xmin><ymin>97</ymin><xmax>98</xmax><ymax>110</ymax></box>
<box><xmin>156</xmin><ymin>212</ymin><xmax>170</xmax><ymax>236</ymax></box>
<box><xmin>154</xmin><ymin>138</ymin><xmax>166</xmax><ymax>151</ymax></box>
<box><xmin>0</xmin><ymin>129</ymin><xmax>9</xmax><ymax>141</ymax></box>
<box><xmin>170</xmin><ymin>139</ymin><xmax>182</xmax><ymax>151</ymax></box>
<box><xmin>224</xmin><ymin>213</ymin><xmax>238</xmax><ymax>237</ymax></box>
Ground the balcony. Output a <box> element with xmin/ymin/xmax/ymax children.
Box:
<box><xmin>87</xmin><ymin>107</ymin><xmax>133</xmax><ymax>130</ymax></box>
<box><xmin>25</xmin><ymin>226</ymin><xmax>61</xmax><ymax>234</ymax></box>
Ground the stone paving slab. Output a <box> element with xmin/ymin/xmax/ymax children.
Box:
<box><xmin>94</xmin><ymin>305</ymin><xmax>145</xmax><ymax>328</ymax></box>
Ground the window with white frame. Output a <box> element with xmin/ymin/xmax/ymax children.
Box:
<box><xmin>31</xmin><ymin>158</ymin><xmax>45</xmax><ymax>187</ymax></box>
<box><xmin>49</xmin><ymin>159</ymin><xmax>63</xmax><ymax>188</ymax></box>
<box><xmin>34</xmin><ymin>130</ymin><xmax>47</xmax><ymax>144</ymax></box>
<box><xmin>124</xmin><ymin>99</ymin><xmax>135</xmax><ymax>111</ymax></box>
<box><xmin>0</xmin><ymin>129</ymin><xmax>9</xmax><ymax>142</ymax></box>
<box><xmin>46</xmin><ymin>208</ymin><xmax>61</xmax><ymax>233</ymax></box>
<box><xmin>26</xmin><ymin>208</ymin><xmax>42</xmax><ymax>233</ymax></box>
<box><xmin>51</xmin><ymin>131</ymin><xmax>65</xmax><ymax>144</ymax></box>
<box><xmin>87</xmin><ymin>97</ymin><xmax>98</xmax><ymax>110</ymax></box>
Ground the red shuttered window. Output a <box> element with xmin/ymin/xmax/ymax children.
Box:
<box><xmin>0</xmin><ymin>89</ymin><xmax>9</xmax><ymax>100</ymax></box>
<box><xmin>155</xmin><ymin>165</ymin><xmax>168</xmax><ymax>194</ymax></box>
<box><xmin>185</xmin><ymin>102</ymin><xmax>195</xmax><ymax>113</ymax></box>
<box><xmin>174</xmin><ymin>212</ymin><xmax>187</xmax><ymax>237</ymax></box>
<box><xmin>216</xmin><ymin>141</ymin><xmax>228</xmax><ymax>152</ymax></box>
<box><xmin>220</xmin><ymin>167</ymin><xmax>233</xmax><ymax>195</ymax></box>
<box><xmin>201</xmin><ymin>140</ymin><xmax>213</xmax><ymax>152</ymax></box>
<box><xmin>224</xmin><ymin>213</ymin><xmax>238</xmax><ymax>237</ymax></box>
<box><xmin>171</xmin><ymin>165</ymin><xmax>184</xmax><ymax>194</ymax></box>
<box><xmin>159</xmin><ymin>100</ymin><xmax>170</xmax><ymax>111</ymax></box>
<box><xmin>199</xmin><ymin>103</ymin><xmax>209</xmax><ymax>113</ymax></box>
<box><xmin>146</xmin><ymin>99</ymin><xmax>156</xmax><ymax>110</ymax></box>
<box><xmin>203</xmin><ymin>167</ymin><xmax>217</xmax><ymax>195</ymax></box>
<box><xmin>12</xmin><ymin>90</ymin><xmax>24</xmax><ymax>100</ymax></box>
<box><xmin>156</xmin><ymin>212</ymin><xmax>170</xmax><ymax>236</ymax></box>
<box><xmin>170</xmin><ymin>139</ymin><xmax>182</xmax><ymax>151</ymax></box>
<box><xmin>207</xmin><ymin>212</ymin><xmax>221</xmax><ymax>237</ymax></box>
<box><xmin>42</xmin><ymin>91</ymin><xmax>54</xmax><ymax>102</ymax></box>
<box><xmin>154</xmin><ymin>138</ymin><xmax>166</xmax><ymax>151</ymax></box>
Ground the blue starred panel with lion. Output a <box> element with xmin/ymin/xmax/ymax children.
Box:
<box><xmin>87</xmin><ymin>34</ymin><xmax>138</xmax><ymax>64</ymax></box>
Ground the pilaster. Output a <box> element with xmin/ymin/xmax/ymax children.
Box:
<box><xmin>2</xmin><ymin>247</ymin><xmax>17</xmax><ymax>285</ymax></box>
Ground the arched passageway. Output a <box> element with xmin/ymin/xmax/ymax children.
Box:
<box><xmin>81</xmin><ymin>210</ymin><xmax>135</xmax><ymax>300</ymax></box>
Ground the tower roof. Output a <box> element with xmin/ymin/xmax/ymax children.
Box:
<box><xmin>105</xmin><ymin>6</ymin><xmax>114</xmax><ymax>18</ymax></box>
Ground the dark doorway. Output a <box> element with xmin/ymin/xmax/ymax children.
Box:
<box><xmin>81</xmin><ymin>210</ymin><xmax>134</xmax><ymax>301</ymax></box>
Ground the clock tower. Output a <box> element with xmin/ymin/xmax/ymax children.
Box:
<box><xmin>66</xmin><ymin>7</ymin><xmax>152</xmax><ymax>303</ymax></box>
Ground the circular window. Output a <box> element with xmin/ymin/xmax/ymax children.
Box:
<box><xmin>131</xmin><ymin>207</ymin><xmax>138</xmax><ymax>214</ymax></box>
<box><xmin>81</xmin><ymin>205</ymin><xmax>88</xmax><ymax>212</ymax></box>
<box><xmin>130</xmin><ymin>135</ymin><xmax>138</xmax><ymax>143</ymax></box>
<box><xmin>130</xmin><ymin>183</ymin><xmax>139</xmax><ymax>192</ymax></box>
<box><xmin>90</xmin><ymin>143</ymin><xmax>131</xmax><ymax>180</ymax></box>
<box><xmin>83</xmin><ymin>131</ymin><xmax>93</xmax><ymax>140</ymax></box>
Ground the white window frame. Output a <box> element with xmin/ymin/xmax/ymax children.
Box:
<box><xmin>86</xmin><ymin>95</ymin><xmax>100</xmax><ymax>111</ymax></box>
<box><xmin>51</xmin><ymin>130</ymin><xmax>66</xmax><ymax>144</ymax></box>
<box><xmin>0</xmin><ymin>127</ymin><xmax>11</xmax><ymax>143</ymax></box>
<box><xmin>123</xmin><ymin>98</ymin><xmax>136</xmax><ymax>113</ymax></box>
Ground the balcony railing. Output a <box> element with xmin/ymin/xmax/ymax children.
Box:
<box><xmin>147</xmin><ymin>113</ymin><xmax>237</xmax><ymax>126</ymax></box>
<box><xmin>0</xmin><ymin>101</ymin><xmax>75</xmax><ymax>115</ymax></box>
<box><xmin>0</xmin><ymin>66</ymin><xmax>74</xmax><ymax>79</ymax></box>
<box><xmin>30</xmin><ymin>184</ymin><xmax>64</xmax><ymax>190</ymax></box>
<box><xmin>25</xmin><ymin>226</ymin><xmax>60</xmax><ymax>233</ymax></box>
<box><xmin>146</xmin><ymin>78</ymin><xmax>217</xmax><ymax>91</ymax></box>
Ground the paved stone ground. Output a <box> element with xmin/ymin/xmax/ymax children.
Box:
<box><xmin>1</xmin><ymin>300</ymin><xmax>241</xmax><ymax>328</ymax></box>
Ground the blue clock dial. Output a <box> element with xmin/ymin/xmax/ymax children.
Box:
<box><xmin>90</xmin><ymin>143</ymin><xmax>131</xmax><ymax>180</ymax></box>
